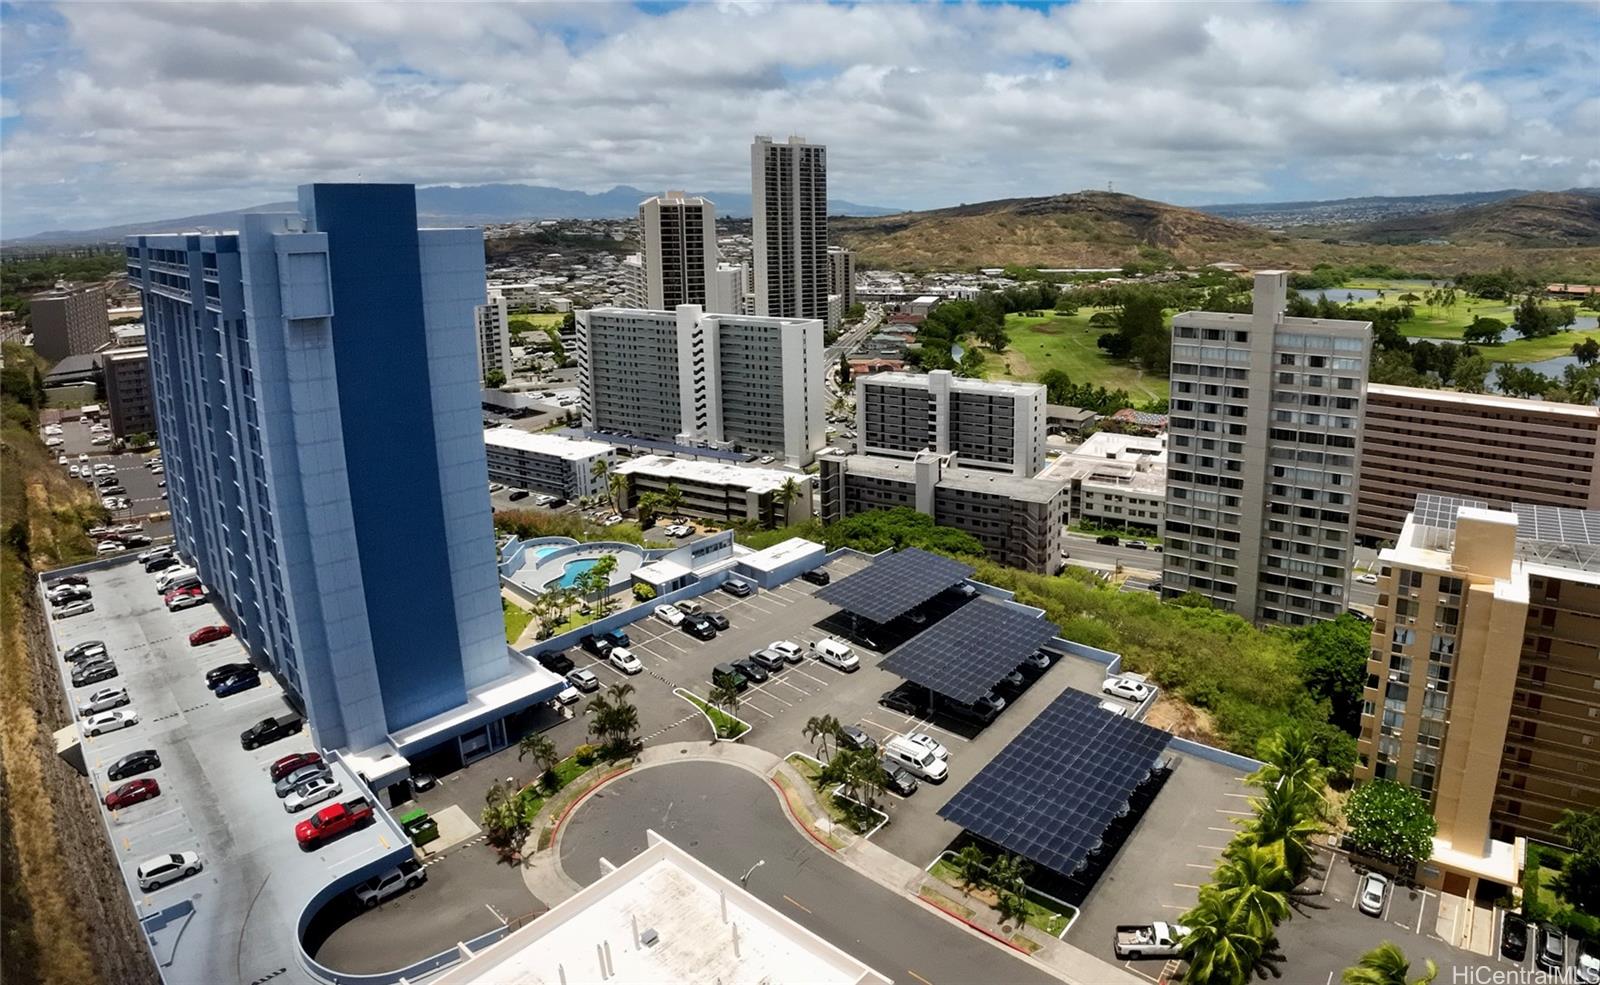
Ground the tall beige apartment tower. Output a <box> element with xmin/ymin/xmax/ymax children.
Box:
<box><xmin>1161</xmin><ymin>272</ymin><xmax>1373</xmax><ymax>625</ymax></box>
<box><xmin>638</xmin><ymin>191</ymin><xmax>719</xmax><ymax>311</ymax></box>
<box><xmin>1357</xmin><ymin>384</ymin><xmax>1600</xmax><ymax>544</ymax></box>
<box><xmin>30</xmin><ymin>282</ymin><xmax>110</xmax><ymax>362</ymax></box>
<box><xmin>751</xmin><ymin>135</ymin><xmax>828</xmax><ymax>321</ymax></box>
<box><xmin>1355</xmin><ymin>494</ymin><xmax>1600</xmax><ymax>898</ymax></box>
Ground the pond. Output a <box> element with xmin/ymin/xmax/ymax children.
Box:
<box><xmin>1301</xmin><ymin>287</ymin><xmax>1382</xmax><ymax>302</ymax></box>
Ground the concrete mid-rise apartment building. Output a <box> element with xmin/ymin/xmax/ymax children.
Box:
<box><xmin>483</xmin><ymin>429</ymin><xmax>614</xmax><ymax>500</ymax></box>
<box><xmin>828</xmin><ymin>246</ymin><xmax>856</xmax><ymax>310</ymax></box>
<box><xmin>30</xmin><ymin>282</ymin><xmax>110</xmax><ymax>362</ymax></box>
<box><xmin>127</xmin><ymin>184</ymin><xmax>562</xmax><ymax>789</ymax></box>
<box><xmin>576</xmin><ymin>304</ymin><xmax>824</xmax><ymax>466</ymax></box>
<box><xmin>614</xmin><ymin>455</ymin><xmax>813</xmax><ymax>526</ymax></box>
<box><xmin>855</xmin><ymin>370</ymin><xmax>1047</xmax><ymax>478</ymax></box>
<box><xmin>818</xmin><ymin>448</ymin><xmax>1066</xmax><ymax>574</ymax></box>
<box><xmin>639</xmin><ymin>191</ymin><xmax>719</xmax><ymax>311</ymax></box>
<box><xmin>1357</xmin><ymin>383</ymin><xmax>1600</xmax><ymax>545</ymax></box>
<box><xmin>100</xmin><ymin>345</ymin><xmax>155</xmax><ymax>439</ymax></box>
<box><xmin>752</xmin><ymin>135</ymin><xmax>828</xmax><ymax>322</ymax></box>
<box><xmin>475</xmin><ymin>293</ymin><xmax>512</xmax><ymax>382</ymax></box>
<box><xmin>1039</xmin><ymin>431</ymin><xmax>1167</xmax><ymax>535</ymax></box>
<box><xmin>1355</xmin><ymin>494</ymin><xmax>1600</xmax><ymax>898</ymax></box>
<box><xmin>1161</xmin><ymin>271</ymin><xmax>1373</xmax><ymax>626</ymax></box>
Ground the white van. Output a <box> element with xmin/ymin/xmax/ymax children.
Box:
<box><xmin>882</xmin><ymin>736</ymin><xmax>948</xmax><ymax>782</ymax></box>
<box><xmin>156</xmin><ymin>567</ymin><xmax>198</xmax><ymax>593</ymax></box>
<box><xmin>809</xmin><ymin>637</ymin><xmax>859</xmax><ymax>672</ymax></box>
<box><xmin>653</xmin><ymin>603</ymin><xmax>685</xmax><ymax>627</ymax></box>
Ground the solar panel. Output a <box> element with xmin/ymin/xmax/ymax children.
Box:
<box><xmin>938</xmin><ymin>689</ymin><xmax>1172</xmax><ymax>879</ymax></box>
<box><xmin>879</xmin><ymin>600</ymin><xmax>1059</xmax><ymax>705</ymax></box>
<box><xmin>813</xmin><ymin>547</ymin><xmax>975</xmax><ymax>624</ymax></box>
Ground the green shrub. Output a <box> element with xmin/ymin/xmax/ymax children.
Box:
<box><xmin>573</xmin><ymin>743</ymin><xmax>599</xmax><ymax>766</ymax></box>
<box><xmin>632</xmin><ymin>582</ymin><xmax>656</xmax><ymax>602</ymax></box>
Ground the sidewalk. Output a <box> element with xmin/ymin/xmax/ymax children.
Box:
<box><xmin>529</xmin><ymin>740</ymin><xmax>1142</xmax><ymax>985</ymax></box>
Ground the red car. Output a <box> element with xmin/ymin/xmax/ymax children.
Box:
<box><xmin>188</xmin><ymin>624</ymin><xmax>232</xmax><ymax>646</ymax></box>
<box><xmin>269</xmin><ymin>751</ymin><xmax>323</xmax><ymax>783</ymax></box>
<box><xmin>164</xmin><ymin>585</ymin><xmax>203</xmax><ymax>603</ymax></box>
<box><xmin>104</xmin><ymin>778</ymin><xmax>160</xmax><ymax>810</ymax></box>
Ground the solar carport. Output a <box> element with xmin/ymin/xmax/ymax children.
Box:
<box><xmin>880</xmin><ymin>599</ymin><xmax>1059</xmax><ymax>706</ymax></box>
<box><xmin>938</xmin><ymin>689</ymin><xmax>1173</xmax><ymax>882</ymax></box>
<box><xmin>814</xmin><ymin>548</ymin><xmax>974</xmax><ymax>624</ymax></box>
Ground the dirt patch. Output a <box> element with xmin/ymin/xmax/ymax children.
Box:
<box><xmin>1145</xmin><ymin>694</ymin><xmax>1223</xmax><ymax>746</ymax></box>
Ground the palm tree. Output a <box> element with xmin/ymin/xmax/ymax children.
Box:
<box><xmin>1179</xmin><ymin>886</ymin><xmax>1262</xmax><ymax>985</ymax></box>
<box><xmin>709</xmin><ymin>674</ymin><xmax>742</xmax><ymax>721</ymax></box>
<box><xmin>662</xmin><ymin>483</ymin><xmax>684</xmax><ymax>519</ymax></box>
<box><xmin>607</xmin><ymin>473</ymin><xmax>627</xmax><ymax>513</ymax></box>
<box><xmin>803</xmin><ymin>714</ymin><xmax>841</xmax><ymax>761</ymax></box>
<box><xmin>775</xmin><ymin>477</ymin><xmax>803</xmax><ymax>525</ymax></box>
<box><xmin>1213</xmin><ymin>844</ymin><xmax>1292</xmax><ymax>937</ymax></box>
<box><xmin>1341</xmin><ymin>942</ymin><xmax>1437</xmax><ymax>985</ymax></box>
<box><xmin>842</xmin><ymin>748</ymin><xmax>886</xmax><ymax>809</ymax></box>
<box><xmin>953</xmin><ymin>844</ymin><xmax>990</xmax><ymax>891</ymax></box>
<box><xmin>518</xmin><ymin>732</ymin><xmax>560</xmax><ymax>788</ymax></box>
<box><xmin>1237</xmin><ymin>780</ymin><xmax>1323</xmax><ymax>883</ymax></box>
<box><xmin>1249</xmin><ymin>725</ymin><xmax>1327</xmax><ymax>808</ymax></box>
<box><xmin>590</xmin><ymin>457</ymin><xmax>610</xmax><ymax>485</ymax></box>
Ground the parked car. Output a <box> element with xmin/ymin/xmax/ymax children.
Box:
<box><xmin>353</xmin><ymin>859</ymin><xmax>426</xmax><ymax>908</ymax></box>
<box><xmin>507</xmin><ymin>489</ymin><xmax>529</xmax><ymax>501</ymax></box>
<box><xmin>206</xmin><ymin>661</ymin><xmax>255</xmax><ymax>688</ymax></box>
<box><xmin>1576</xmin><ymin>941</ymin><xmax>1599</xmax><ymax>985</ymax></box>
<box><xmin>49</xmin><ymin>585</ymin><xmax>91</xmax><ymax>604</ymax></box>
<box><xmin>608</xmin><ymin>647</ymin><xmax>643</xmax><ymax>675</ymax></box>
<box><xmin>295</xmin><ymin>798</ymin><xmax>374</xmax><ymax>848</ymax></box>
<box><xmin>63</xmin><ymin>640</ymin><xmax>107</xmax><ymax>662</ymax></box>
<box><xmin>567</xmin><ymin>668</ymin><xmax>601</xmax><ymax>692</ymax></box>
<box><xmin>664</xmin><ymin>523</ymin><xmax>692</xmax><ymax>538</ymax></box>
<box><xmin>269</xmin><ymin>751</ymin><xmax>323</xmax><ymax>783</ymax></box>
<box><xmin>145</xmin><ymin>555</ymin><xmax>179</xmax><ymax>573</ymax></box>
<box><xmin>1098</xmin><ymin>699</ymin><xmax>1129</xmax><ymax>717</ymax></box>
<box><xmin>48</xmin><ymin>574</ymin><xmax>89</xmax><ymax>588</ymax></box>
<box><xmin>749</xmin><ymin>648</ymin><xmax>787</xmax><ymax>673</ymax></box>
<box><xmin>1114</xmin><ymin>922</ymin><xmax>1189</xmax><ymax>960</ymax></box>
<box><xmin>1096</xmin><ymin>534</ymin><xmax>1120</xmax><ymax>546</ymax></box>
<box><xmin>554</xmin><ymin>685</ymin><xmax>581</xmax><ymax>706</ymax></box>
<box><xmin>1356</xmin><ymin>572</ymin><xmax>1379</xmax><ymax>585</ymax></box>
<box><xmin>164</xmin><ymin>585</ymin><xmax>203</xmax><ymax>604</ymax></box>
<box><xmin>879</xmin><ymin>686</ymin><xmax>928</xmax><ymax>717</ymax></box>
<box><xmin>681</xmin><ymin>615</ymin><xmax>717</xmax><ymax>641</ymax></box>
<box><xmin>1500</xmin><ymin>913</ymin><xmax>1528</xmax><ymax>961</ymax></box>
<box><xmin>704</xmin><ymin>612</ymin><xmax>729</xmax><ymax>631</ymax></box>
<box><xmin>104</xmin><ymin>778</ymin><xmax>160</xmax><ymax>810</ymax></box>
<box><xmin>905</xmin><ymin>732</ymin><xmax>950</xmax><ymax>761</ymax></box>
<box><xmin>721</xmin><ymin>579</ymin><xmax>752</xmax><ymax>598</ymax></box>
<box><xmin>108</xmin><ymin>749</ymin><xmax>161</xmax><ymax>781</ymax></box>
<box><xmin>653</xmin><ymin>603</ymin><xmax>685</xmax><ymax>627</ymax></box>
<box><xmin>768</xmin><ymin>640</ymin><xmax>804</xmax><ymax>664</ymax></box>
<box><xmin>241</xmin><ymin>714</ymin><xmax>304</xmax><ymax>750</ymax></box>
<box><xmin>1022</xmin><ymin>649</ymin><xmax>1052</xmax><ymax>671</ymax></box>
<box><xmin>284</xmin><ymin>775</ymin><xmax>343</xmax><ymax>813</ymax></box>
<box><xmin>579</xmin><ymin>634</ymin><xmax>615</xmax><ymax>657</ymax></box>
<box><xmin>214</xmin><ymin>671</ymin><xmax>261</xmax><ymax>697</ymax></box>
<box><xmin>536</xmin><ymin>650</ymin><xmax>575</xmax><ymax>675</ymax></box>
<box><xmin>189</xmin><ymin>624</ymin><xmax>232</xmax><ymax>646</ymax></box>
<box><xmin>731</xmin><ymin>657</ymin><xmax>768</xmax><ymax>684</ymax></box>
<box><xmin>71</xmin><ymin>661</ymin><xmax>118</xmax><ymax>687</ymax></box>
<box><xmin>810</xmin><ymin>637</ymin><xmax>859</xmax><ymax>672</ymax></box>
<box><xmin>1103</xmin><ymin>675</ymin><xmax>1152</xmax><ymax>703</ymax></box>
<box><xmin>137</xmin><ymin>546</ymin><xmax>173</xmax><ymax>564</ymax></box>
<box><xmin>122</xmin><ymin>534</ymin><xmax>152</xmax><ymax>548</ymax></box>
<box><xmin>1536</xmin><ymin>924</ymin><xmax>1567</xmax><ymax>974</ymax></box>
<box><xmin>55</xmin><ymin>599</ymin><xmax>95</xmax><ymax>619</ymax></box>
<box><xmin>799</xmin><ymin>568</ymin><xmax>830</xmax><ymax>586</ymax></box>
<box><xmin>79</xmin><ymin>686</ymin><xmax>130</xmax><ymax>716</ymax></box>
<box><xmin>168</xmin><ymin>592</ymin><xmax>207</xmax><ymax>612</ymax></box>
<box><xmin>883</xmin><ymin>766</ymin><xmax>919</xmax><ymax>797</ymax></box>
<box><xmin>276</xmin><ymin>763</ymin><xmax>333</xmax><ymax>798</ymax></box>
<box><xmin>710</xmin><ymin>663</ymin><xmax>749</xmax><ymax>693</ymax></box>
<box><xmin>1357</xmin><ymin>872</ymin><xmax>1388</xmax><ymax>917</ymax></box>
<box><xmin>840</xmin><ymin>725</ymin><xmax>877</xmax><ymax>753</ymax></box>
<box><xmin>84</xmin><ymin>709</ymin><xmax>139</xmax><ymax>736</ymax></box>
<box><xmin>135</xmin><ymin>851</ymin><xmax>202</xmax><ymax>892</ymax></box>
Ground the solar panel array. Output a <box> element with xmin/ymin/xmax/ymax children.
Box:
<box><xmin>1411</xmin><ymin>493</ymin><xmax>1600</xmax><ymax>547</ymax></box>
<box><xmin>879</xmin><ymin>600</ymin><xmax>1059</xmax><ymax>705</ymax></box>
<box><xmin>938</xmin><ymin>689</ymin><xmax>1172</xmax><ymax>878</ymax></box>
<box><xmin>813</xmin><ymin>547</ymin><xmax>975</xmax><ymax>624</ymax></box>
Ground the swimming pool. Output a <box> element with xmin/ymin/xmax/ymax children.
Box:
<box><xmin>553</xmin><ymin>558</ymin><xmax>602</xmax><ymax>589</ymax></box>
<box><xmin>534</xmin><ymin>546</ymin><xmax>562</xmax><ymax>561</ymax></box>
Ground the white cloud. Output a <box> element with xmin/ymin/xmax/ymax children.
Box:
<box><xmin>0</xmin><ymin>0</ymin><xmax>1596</xmax><ymax>237</ymax></box>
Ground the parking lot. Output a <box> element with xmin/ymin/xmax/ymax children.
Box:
<box><xmin>47</xmin><ymin>416</ymin><xmax>173</xmax><ymax>540</ymax></box>
<box><xmin>44</xmin><ymin>560</ymin><xmax>409</xmax><ymax>985</ymax></box>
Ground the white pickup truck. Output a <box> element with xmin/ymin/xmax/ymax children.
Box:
<box><xmin>1114</xmin><ymin>921</ymin><xmax>1189</xmax><ymax>960</ymax></box>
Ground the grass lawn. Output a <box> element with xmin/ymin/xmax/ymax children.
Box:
<box><xmin>547</xmin><ymin>610</ymin><xmax>597</xmax><ymax>636</ymax></box>
<box><xmin>992</xmin><ymin>310</ymin><xmax>1166</xmax><ymax>402</ymax></box>
<box><xmin>502</xmin><ymin>597</ymin><xmax>533</xmax><ymax>643</ymax></box>
<box><xmin>508</xmin><ymin>312</ymin><xmax>564</xmax><ymax>329</ymax></box>
<box><xmin>680</xmin><ymin>691</ymin><xmax>749</xmax><ymax>739</ymax></box>
<box><xmin>1487</xmin><ymin>327</ymin><xmax>1600</xmax><ymax>363</ymax></box>
<box><xmin>928</xmin><ymin>857</ymin><xmax>1075</xmax><ymax>937</ymax></box>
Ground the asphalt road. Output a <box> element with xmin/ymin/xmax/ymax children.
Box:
<box><xmin>559</xmin><ymin>761</ymin><xmax>1063</xmax><ymax>985</ymax></box>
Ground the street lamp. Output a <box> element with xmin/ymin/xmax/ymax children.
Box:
<box><xmin>741</xmin><ymin>859</ymin><xmax>765</xmax><ymax>886</ymax></box>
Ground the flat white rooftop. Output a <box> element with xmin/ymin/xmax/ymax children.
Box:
<box><xmin>862</xmin><ymin>370</ymin><xmax>1043</xmax><ymax>397</ymax></box>
<box><xmin>739</xmin><ymin>536</ymin><xmax>826</xmax><ymax>574</ymax></box>
<box><xmin>432</xmin><ymin>831</ymin><xmax>889</xmax><ymax>985</ymax></box>
<box><xmin>614</xmin><ymin>454</ymin><xmax>808</xmax><ymax>495</ymax></box>
<box><xmin>484</xmin><ymin>428</ymin><xmax>615</xmax><ymax>461</ymax></box>
<box><xmin>387</xmin><ymin>655</ymin><xmax>566</xmax><ymax>755</ymax></box>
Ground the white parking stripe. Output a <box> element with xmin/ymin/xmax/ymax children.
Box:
<box><xmin>747</xmin><ymin>684</ymin><xmax>792</xmax><ymax>708</ymax></box>
<box><xmin>653</xmin><ymin>634</ymin><xmax>687</xmax><ymax>654</ymax></box>
<box><xmin>790</xmin><ymin>666</ymin><xmax>831</xmax><ymax>688</ymax></box>
<box><xmin>772</xmin><ymin>676</ymin><xmax>811</xmax><ymax>698</ymax></box>
<box><xmin>741</xmin><ymin>596</ymin><xmax>784</xmax><ymax>615</ymax></box>
<box><xmin>737</xmin><ymin>699</ymin><xmax>775</xmax><ymax>719</ymax></box>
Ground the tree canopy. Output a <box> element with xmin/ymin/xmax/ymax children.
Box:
<box><xmin>1344</xmin><ymin>780</ymin><xmax>1437</xmax><ymax>869</ymax></box>
<box><xmin>821</xmin><ymin>507</ymin><xmax>985</xmax><ymax>558</ymax></box>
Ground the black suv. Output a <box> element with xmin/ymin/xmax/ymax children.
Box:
<box><xmin>537</xmin><ymin>650</ymin><xmax>575</xmax><ymax>675</ymax></box>
<box><xmin>681</xmin><ymin>615</ymin><xmax>717</xmax><ymax>641</ymax></box>
<box><xmin>579</xmin><ymin>634</ymin><xmax>614</xmax><ymax>657</ymax></box>
<box><xmin>49</xmin><ymin>574</ymin><xmax>89</xmax><ymax>588</ymax></box>
<box><xmin>800</xmin><ymin>568</ymin><xmax>830</xmax><ymax>586</ymax></box>
<box><xmin>205</xmin><ymin>661</ymin><xmax>255</xmax><ymax>687</ymax></box>
<box><xmin>883</xmin><ymin>766</ymin><xmax>918</xmax><ymax>797</ymax></box>
<box><xmin>1501</xmin><ymin>913</ymin><xmax>1528</xmax><ymax>962</ymax></box>
<box><xmin>1095</xmin><ymin>534</ymin><xmax>1120</xmax><ymax>546</ymax></box>
<box><xmin>240</xmin><ymin>715</ymin><xmax>304</xmax><ymax>750</ymax></box>
<box><xmin>710</xmin><ymin>663</ymin><xmax>748</xmax><ymax>692</ymax></box>
<box><xmin>108</xmin><ymin>749</ymin><xmax>160</xmax><ymax>781</ymax></box>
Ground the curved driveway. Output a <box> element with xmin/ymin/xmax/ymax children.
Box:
<box><xmin>559</xmin><ymin>761</ymin><xmax>1062</xmax><ymax>985</ymax></box>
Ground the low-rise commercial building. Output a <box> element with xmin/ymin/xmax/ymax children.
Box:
<box><xmin>483</xmin><ymin>429</ymin><xmax>615</xmax><ymax>499</ymax></box>
<box><xmin>30</xmin><ymin>282</ymin><xmax>110</xmax><ymax>362</ymax></box>
<box><xmin>1357</xmin><ymin>384</ymin><xmax>1600</xmax><ymax>545</ymax></box>
<box><xmin>577</xmin><ymin>305</ymin><xmax>824</xmax><ymax>467</ymax></box>
<box><xmin>855</xmin><ymin>370</ymin><xmax>1046</xmax><ymax>477</ymax></box>
<box><xmin>1041</xmin><ymin>432</ymin><xmax>1166</xmax><ymax>535</ymax></box>
<box><xmin>101</xmin><ymin>346</ymin><xmax>154</xmax><ymax>439</ymax></box>
<box><xmin>1355</xmin><ymin>494</ymin><xmax>1600</xmax><ymax>897</ymax></box>
<box><xmin>818</xmin><ymin>448</ymin><xmax>1067</xmax><ymax>573</ymax></box>
<box><xmin>613</xmin><ymin>454</ymin><xmax>812</xmax><ymax>526</ymax></box>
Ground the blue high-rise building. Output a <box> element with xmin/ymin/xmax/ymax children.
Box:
<box><xmin>126</xmin><ymin>185</ymin><xmax>555</xmax><ymax>771</ymax></box>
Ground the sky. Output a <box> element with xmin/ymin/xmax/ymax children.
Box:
<box><xmin>1</xmin><ymin>0</ymin><xmax>1597</xmax><ymax>238</ymax></box>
